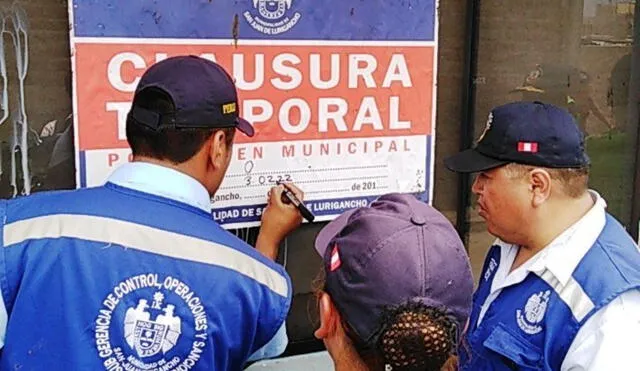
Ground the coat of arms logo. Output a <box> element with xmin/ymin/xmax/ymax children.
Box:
<box><xmin>94</xmin><ymin>274</ymin><xmax>208</xmax><ymax>370</ymax></box>
<box><xmin>243</xmin><ymin>0</ymin><xmax>301</xmax><ymax>35</ymax></box>
<box><xmin>124</xmin><ymin>294</ymin><xmax>182</xmax><ymax>358</ymax></box>
<box><xmin>516</xmin><ymin>290</ymin><xmax>551</xmax><ymax>335</ymax></box>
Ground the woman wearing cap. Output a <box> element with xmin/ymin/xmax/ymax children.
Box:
<box><xmin>312</xmin><ymin>193</ymin><xmax>474</xmax><ymax>371</ymax></box>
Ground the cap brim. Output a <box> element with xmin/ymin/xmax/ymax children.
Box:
<box><xmin>314</xmin><ymin>208</ymin><xmax>358</xmax><ymax>258</ymax></box>
<box><xmin>235</xmin><ymin>117</ymin><xmax>255</xmax><ymax>137</ymax></box>
<box><xmin>444</xmin><ymin>148</ymin><xmax>509</xmax><ymax>173</ymax></box>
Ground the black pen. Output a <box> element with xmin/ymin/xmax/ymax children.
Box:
<box><xmin>276</xmin><ymin>181</ymin><xmax>315</xmax><ymax>222</ymax></box>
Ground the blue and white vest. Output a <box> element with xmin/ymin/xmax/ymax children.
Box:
<box><xmin>461</xmin><ymin>214</ymin><xmax>640</xmax><ymax>370</ymax></box>
<box><xmin>0</xmin><ymin>183</ymin><xmax>292</xmax><ymax>370</ymax></box>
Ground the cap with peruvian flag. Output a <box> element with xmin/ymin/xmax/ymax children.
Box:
<box><xmin>518</xmin><ymin>141</ymin><xmax>538</xmax><ymax>153</ymax></box>
<box><xmin>444</xmin><ymin>101</ymin><xmax>590</xmax><ymax>173</ymax></box>
<box><xmin>329</xmin><ymin>244</ymin><xmax>342</xmax><ymax>272</ymax></box>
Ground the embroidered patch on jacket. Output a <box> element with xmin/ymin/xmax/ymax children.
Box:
<box><xmin>516</xmin><ymin>290</ymin><xmax>550</xmax><ymax>335</ymax></box>
<box><xmin>94</xmin><ymin>273</ymin><xmax>209</xmax><ymax>369</ymax></box>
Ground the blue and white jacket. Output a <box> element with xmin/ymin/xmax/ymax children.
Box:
<box><xmin>0</xmin><ymin>162</ymin><xmax>292</xmax><ymax>370</ymax></box>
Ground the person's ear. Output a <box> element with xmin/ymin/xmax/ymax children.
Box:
<box><xmin>207</xmin><ymin>130</ymin><xmax>230</xmax><ymax>170</ymax></box>
<box><xmin>529</xmin><ymin>168</ymin><xmax>552</xmax><ymax>207</ymax></box>
<box><xmin>314</xmin><ymin>292</ymin><xmax>340</xmax><ymax>340</ymax></box>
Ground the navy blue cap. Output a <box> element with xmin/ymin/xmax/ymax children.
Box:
<box><xmin>315</xmin><ymin>193</ymin><xmax>473</xmax><ymax>348</ymax></box>
<box><xmin>127</xmin><ymin>55</ymin><xmax>254</xmax><ymax>137</ymax></box>
<box><xmin>445</xmin><ymin>101</ymin><xmax>590</xmax><ymax>173</ymax></box>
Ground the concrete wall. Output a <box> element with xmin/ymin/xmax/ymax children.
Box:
<box><xmin>0</xmin><ymin>0</ymin><xmax>74</xmax><ymax>198</ymax></box>
<box><xmin>431</xmin><ymin>0</ymin><xmax>468</xmax><ymax>215</ymax></box>
<box><xmin>0</xmin><ymin>0</ymin><xmax>71</xmax><ymax>139</ymax></box>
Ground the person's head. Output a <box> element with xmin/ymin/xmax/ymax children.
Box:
<box><xmin>444</xmin><ymin>101</ymin><xmax>591</xmax><ymax>244</ymax></box>
<box><xmin>126</xmin><ymin>55</ymin><xmax>255</xmax><ymax>195</ymax></box>
<box><xmin>313</xmin><ymin>193</ymin><xmax>474</xmax><ymax>371</ymax></box>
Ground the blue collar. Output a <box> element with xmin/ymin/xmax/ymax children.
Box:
<box><xmin>106</xmin><ymin>162</ymin><xmax>212</xmax><ymax>213</ymax></box>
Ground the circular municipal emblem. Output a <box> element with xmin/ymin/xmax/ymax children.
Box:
<box><xmin>257</xmin><ymin>0</ymin><xmax>288</xmax><ymax>19</ymax></box>
<box><xmin>243</xmin><ymin>0</ymin><xmax>301</xmax><ymax>35</ymax></box>
<box><xmin>95</xmin><ymin>274</ymin><xmax>209</xmax><ymax>371</ymax></box>
<box><xmin>516</xmin><ymin>290</ymin><xmax>550</xmax><ymax>335</ymax></box>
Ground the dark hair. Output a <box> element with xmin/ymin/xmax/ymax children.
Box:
<box><xmin>126</xmin><ymin>87</ymin><xmax>235</xmax><ymax>164</ymax></box>
<box><xmin>376</xmin><ymin>302</ymin><xmax>458</xmax><ymax>371</ymax></box>
<box><xmin>312</xmin><ymin>270</ymin><xmax>458</xmax><ymax>371</ymax></box>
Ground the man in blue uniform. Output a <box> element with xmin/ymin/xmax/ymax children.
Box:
<box><xmin>445</xmin><ymin>101</ymin><xmax>640</xmax><ymax>370</ymax></box>
<box><xmin>0</xmin><ymin>56</ymin><xmax>302</xmax><ymax>370</ymax></box>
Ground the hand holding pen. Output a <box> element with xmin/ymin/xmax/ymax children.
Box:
<box><xmin>276</xmin><ymin>181</ymin><xmax>315</xmax><ymax>222</ymax></box>
<box><xmin>257</xmin><ymin>182</ymin><xmax>308</xmax><ymax>260</ymax></box>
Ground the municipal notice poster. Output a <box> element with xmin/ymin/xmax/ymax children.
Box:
<box><xmin>69</xmin><ymin>0</ymin><xmax>438</xmax><ymax>228</ymax></box>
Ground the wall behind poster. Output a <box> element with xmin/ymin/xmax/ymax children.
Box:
<box><xmin>68</xmin><ymin>0</ymin><xmax>438</xmax><ymax>228</ymax></box>
<box><xmin>0</xmin><ymin>1</ymin><xmax>74</xmax><ymax>200</ymax></box>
